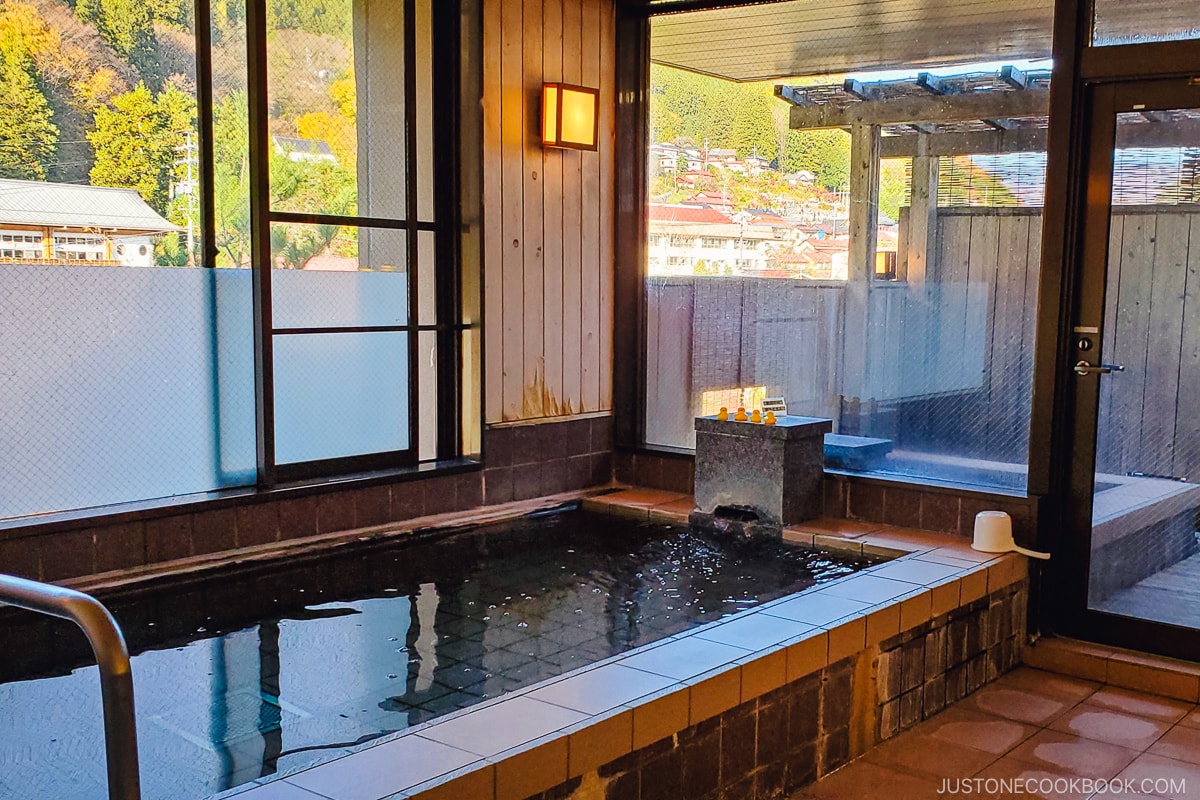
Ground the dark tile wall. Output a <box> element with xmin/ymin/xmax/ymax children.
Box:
<box><xmin>614</xmin><ymin>451</ymin><xmax>1039</xmax><ymax>546</ymax></box>
<box><xmin>613</xmin><ymin>450</ymin><xmax>695</xmax><ymax>495</ymax></box>
<box><xmin>483</xmin><ymin>416</ymin><xmax>614</xmax><ymax>506</ymax></box>
<box><xmin>0</xmin><ymin>415</ymin><xmax>615</xmax><ymax>584</ymax></box>
<box><xmin>530</xmin><ymin>660</ymin><xmax>856</xmax><ymax>800</ymax></box>
<box><xmin>876</xmin><ymin>579</ymin><xmax>1027</xmax><ymax>740</ymax></box>
<box><xmin>529</xmin><ymin>579</ymin><xmax>1028</xmax><ymax>800</ymax></box>
<box><xmin>829</xmin><ymin>476</ymin><xmax>1039</xmax><ymax>549</ymax></box>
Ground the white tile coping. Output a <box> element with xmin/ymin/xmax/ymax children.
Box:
<box><xmin>215</xmin><ymin>533</ymin><xmax>1025</xmax><ymax>800</ymax></box>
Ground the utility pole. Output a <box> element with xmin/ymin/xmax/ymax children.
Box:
<box><xmin>174</xmin><ymin>131</ymin><xmax>199</xmax><ymax>265</ymax></box>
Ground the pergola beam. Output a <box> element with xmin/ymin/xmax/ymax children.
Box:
<box><xmin>846</xmin><ymin>78</ymin><xmax>936</xmax><ymax>134</ymax></box>
<box><xmin>914</xmin><ymin>71</ymin><xmax>1018</xmax><ymax>134</ymax></box>
<box><xmin>878</xmin><ymin>117</ymin><xmax>1200</xmax><ymax>157</ymax></box>
<box><xmin>880</xmin><ymin>128</ymin><xmax>1047</xmax><ymax>157</ymax></box>
<box><xmin>786</xmin><ymin>88</ymin><xmax>1050</xmax><ymax>129</ymax></box>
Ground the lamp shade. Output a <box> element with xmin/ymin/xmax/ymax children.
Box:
<box><xmin>542</xmin><ymin>82</ymin><xmax>599</xmax><ymax>151</ymax></box>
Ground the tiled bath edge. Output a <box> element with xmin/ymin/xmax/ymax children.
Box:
<box><xmin>219</xmin><ymin>511</ymin><xmax>1030</xmax><ymax>800</ymax></box>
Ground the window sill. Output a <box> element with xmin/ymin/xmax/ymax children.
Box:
<box><xmin>0</xmin><ymin>458</ymin><xmax>483</xmax><ymax>538</ymax></box>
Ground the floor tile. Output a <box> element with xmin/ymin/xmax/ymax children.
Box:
<box><xmin>527</xmin><ymin>664</ymin><xmax>675</xmax><ymax>716</ymax></box>
<box><xmin>793</xmin><ymin>761</ymin><xmax>942</xmax><ymax>799</ymax></box>
<box><xmin>286</xmin><ymin>735</ymin><xmax>479</xmax><ymax>800</ymax></box>
<box><xmin>1008</xmin><ymin>729</ymin><xmax>1140</xmax><ymax>778</ymax></box>
<box><xmin>618</xmin><ymin>634</ymin><xmax>750</xmax><ymax>680</ymax></box>
<box><xmin>1180</xmin><ymin>708</ymin><xmax>1200</xmax><ymax>729</ymax></box>
<box><xmin>1116</xmin><ymin>753</ymin><xmax>1200</xmax><ymax>800</ymax></box>
<box><xmin>693</xmin><ymin>611</ymin><xmax>815</xmax><ymax>651</ymax></box>
<box><xmin>1085</xmin><ymin>687</ymin><xmax>1193</xmax><ymax>723</ymax></box>
<box><xmin>922</xmin><ymin>705</ymin><xmax>1039</xmax><ymax>755</ymax></box>
<box><xmin>1148</xmin><ymin>724</ymin><xmax>1200</xmax><ymax>766</ymax></box>
<box><xmin>864</xmin><ymin>730</ymin><xmax>999</xmax><ymax>778</ymax></box>
<box><xmin>818</xmin><ymin>574</ymin><xmax>920</xmax><ymax>605</ymax></box>
<box><xmin>419</xmin><ymin>695</ymin><xmax>587</xmax><ymax>757</ymax></box>
<box><xmin>992</xmin><ymin>667</ymin><xmax>1101</xmax><ymax>705</ymax></box>
<box><xmin>1050</xmin><ymin>705</ymin><xmax>1172</xmax><ymax>751</ymax></box>
<box><xmin>762</xmin><ymin>592</ymin><xmax>871</xmax><ymax>626</ymax></box>
<box><xmin>238</xmin><ymin>782</ymin><xmax>329</xmax><ymax>800</ymax></box>
<box><xmin>965</xmin><ymin>684</ymin><xmax>1075</xmax><ymax>726</ymax></box>
<box><xmin>974</xmin><ymin>757</ymin><xmax>1093</xmax><ymax>800</ymax></box>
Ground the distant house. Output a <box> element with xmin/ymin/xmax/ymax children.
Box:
<box><xmin>784</xmin><ymin>170</ymin><xmax>817</xmax><ymax>186</ymax></box>
<box><xmin>674</xmin><ymin>169</ymin><xmax>716</xmax><ymax>188</ymax></box>
<box><xmin>744</xmin><ymin>154</ymin><xmax>771</xmax><ymax>175</ymax></box>
<box><xmin>647</xmin><ymin>202</ymin><xmax>792</xmax><ymax>276</ymax></box>
<box><xmin>273</xmin><ymin>135</ymin><xmax>338</xmax><ymax>163</ymax></box>
<box><xmin>793</xmin><ymin>237</ymin><xmax>850</xmax><ymax>280</ymax></box>
<box><xmin>649</xmin><ymin>142</ymin><xmax>685</xmax><ymax>173</ymax></box>
<box><xmin>0</xmin><ymin>179</ymin><xmax>181</xmax><ymax>268</ymax></box>
<box><xmin>682</xmin><ymin>190</ymin><xmax>734</xmax><ymax>213</ymax></box>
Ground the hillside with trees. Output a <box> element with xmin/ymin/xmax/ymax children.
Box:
<box><xmin>0</xmin><ymin>0</ymin><xmax>360</xmax><ymax>266</ymax></box>
<box><xmin>650</xmin><ymin>64</ymin><xmax>1023</xmax><ymax>220</ymax></box>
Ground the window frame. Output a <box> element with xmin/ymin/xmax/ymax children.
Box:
<box><xmin>191</xmin><ymin>0</ymin><xmax>473</xmax><ymax>486</ymax></box>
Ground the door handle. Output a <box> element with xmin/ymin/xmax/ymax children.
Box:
<box><xmin>1074</xmin><ymin>361</ymin><xmax>1125</xmax><ymax>376</ymax></box>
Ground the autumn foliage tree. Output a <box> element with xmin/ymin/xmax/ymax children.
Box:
<box><xmin>0</xmin><ymin>41</ymin><xmax>58</xmax><ymax>179</ymax></box>
<box><xmin>88</xmin><ymin>79</ymin><xmax>195</xmax><ymax>213</ymax></box>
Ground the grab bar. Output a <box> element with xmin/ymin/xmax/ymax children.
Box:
<box><xmin>0</xmin><ymin>573</ymin><xmax>140</xmax><ymax>800</ymax></box>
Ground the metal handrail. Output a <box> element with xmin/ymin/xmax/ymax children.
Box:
<box><xmin>0</xmin><ymin>573</ymin><xmax>141</xmax><ymax>800</ymax></box>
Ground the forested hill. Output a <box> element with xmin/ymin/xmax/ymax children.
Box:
<box><xmin>0</xmin><ymin>0</ymin><xmax>349</xmax><ymax>189</ymax></box>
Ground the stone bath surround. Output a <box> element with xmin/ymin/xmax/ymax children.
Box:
<box><xmin>214</xmin><ymin>489</ymin><xmax>1031</xmax><ymax>800</ymax></box>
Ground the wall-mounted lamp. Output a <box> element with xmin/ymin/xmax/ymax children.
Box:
<box><xmin>542</xmin><ymin>83</ymin><xmax>599</xmax><ymax>151</ymax></box>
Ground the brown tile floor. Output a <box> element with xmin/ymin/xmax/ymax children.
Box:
<box><xmin>790</xmin><ymin>667</ymin><xmax>1200</xmax><ymax>799</ymax></box>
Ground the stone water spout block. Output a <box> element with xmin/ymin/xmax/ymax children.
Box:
<box><xmin>693</xmin><ymin>414</ymin><xmax>833</xmax><ymax>532</ymax></box>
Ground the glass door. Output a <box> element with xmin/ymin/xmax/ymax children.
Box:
<box><xmin>1065</xmin><ymin>78</ymin><xmax>1200</xmax><ymax>659</ymax></box>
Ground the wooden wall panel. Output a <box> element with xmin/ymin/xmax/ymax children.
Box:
<box><xmin>482</xmin><ymin>0</ymin><xmax>616</xmax><ymax>423</ymax></box>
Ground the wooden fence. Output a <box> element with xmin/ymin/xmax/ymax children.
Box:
<box><xmin>647</xmin><ymin>206</ymin><xmax>1200</xmax><ymax>478</ymax></box>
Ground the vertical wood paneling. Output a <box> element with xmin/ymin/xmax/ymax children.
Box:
<box><xmin>1140</xmin><ymin>213</ymin><xmax>1188</xmax><ymax>476</ymax></box>
<box><xmin>541</xmin><ymin>0</ymin><xmax>564</xmax><ymax>415</ymax></box>
<box><xmin>500</xmin><ymin>0</ymin><xmax>525</xmax><ymax>420</ymax></box>
<box><xmin>1095</xmin><ymin>215</ymin><xmax>1123</xmax><ymax>474</ymax></box>
<box><xmin>482</xmin><ymin>0</ymin><xmax>504</xmax><ymax>423</ymax></box>
<box><xmin>521</xmin><ymin>3</ymin><xmax>545</xmax><ymax>417</ymax></box>
<box><xmin>560</xmin><ymin>0</ymin><xmax>584</xmax><ymax>415</ymax></box>
<box><xmin>482</xmin><ymin>0</ymin><xmax>616</xmax><ymax>422</ymax></box>
<box><xmin>579</xmin><ymin>0</ymin><xmax>602</xmax><ymax>412</ymax></box>
<box><xmin>1174</xmin><ymin>215</ymin><xmax>1200</xmax><ymax>478</ymax></box>
<box><xmin>1112</xmin><ymin>215</ymin><xmax>1156</xmax><ymax>475</ymax></box>
<box><xmin>598</xmin><ymin>1</ymin><xmax>615</xmax><ymax>411</ymax></box>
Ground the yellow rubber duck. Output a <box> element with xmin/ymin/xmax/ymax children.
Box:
<box><xmin>717</xmin><ymin>406</ymin><xmax>729</xmax><ymax>421</ymax></box>
<box><xmin>764</xmin><ymin>411</ymin><xmax>777</xmax><ymax>425</ymax></box>
<box><xmin>750</xmin><ymin>409</ymin><xmax>763</xmax><ymax>424</ymax></box>
<box><xmin>733</xmin><ymin>407</ymin><xmax>748</xmax><ymax>422</ymax></box>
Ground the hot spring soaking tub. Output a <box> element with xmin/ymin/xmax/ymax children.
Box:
<box><xmin>0</xmin><ymin>504</ymin><xmax>887</xmax><ymax>800</ymax></box>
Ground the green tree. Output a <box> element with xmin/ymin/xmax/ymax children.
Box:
<box><xmin>879</xmin><ymin>158</ymin><xmax>909</xmax><ymax>221</ymax></box>
<box><xmin>154</xmin><ymin>231</ymin><xmax>189</xmax><ymax>266</ymax></box>
<box><xmin>88</xmin><ymin>81</ymin><xmax>196</xmax><ymax>214</ymax></box>
<box><xmin>76</xmin><ymin>0</ymin><xmax>154</xmax><ymax>62</ymax></box>
<box><xmin>268</xmin><ymin>0</ymin><xmax>351</xmax><ymax>38</ymax></box>
<box><xmin>0</xmin><ymin>48</ymin><xmax>58</xmax><ymax>180</ymax></box>
<box><xmin>726</xmin><ymin>86</ymin><xmax>778</xmax><ymax>162</ymax></box>
<box><xmin>781</xmin><ymin>128</ymin><xmax>850</xmax><ymax>191</ymax></box>
<box><xmin>212</xmin><ymin>90</ymin><xmax>251</xmax><ymax>266</ymax></box>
